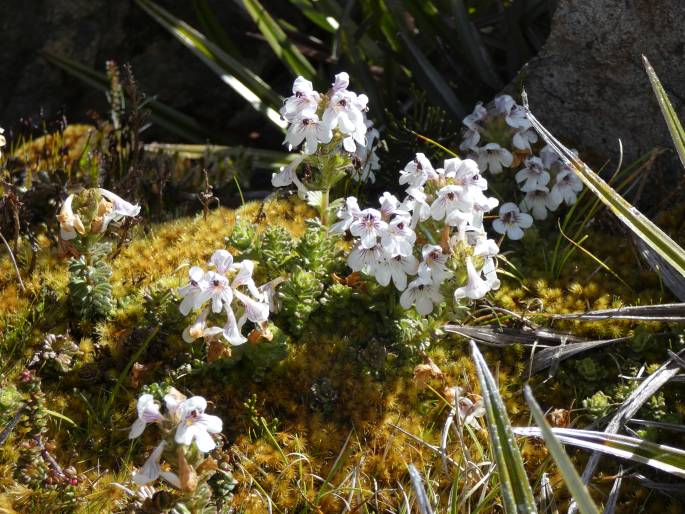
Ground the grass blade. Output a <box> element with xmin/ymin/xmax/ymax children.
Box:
<box><xmin>522</xmin><ymin>91</ymin><xmax>685</xmax><ymax>279</ymax></box>
<box><xmin>42</xmin><ymin>52</ymin><xmax>214</xmax><ymax>143</ymax></box>
<box><xmin>407</xmin><ymin>464</ymin><xmax>434</xmax><ymax>514</ymax></box>
<box><xmin>513</xmin><ymin>427</ymin><xmax>685</xmax><ymax>480</ymax></box>
<box><xmin>470</xmin><ymin>341</ymin><xmax>537</xmax><ymax>514</ymax></box>
<box><xmin>643</xmin><ymin>55</ymin><xmax>685</xmax><ymax>171</ymax></box>
<box><xmin>135</xmin><ymin>0</ymin><xmax>286</xmax><ymax>129</ymax></box>
<box><xmin>241</xmin><ymin>0</ymin><xmax>316</xmax><ymax>80</ymax></box>
<box><xmin>523</xmin><ymin>386</ymin><xmax>599</xmax><ymax>514</ymax></box>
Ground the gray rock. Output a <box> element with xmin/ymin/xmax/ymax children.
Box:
<box><xmin>509</xmin><ymin>0</ymin><xmax>685</xmax><ymax>182</ymax></box>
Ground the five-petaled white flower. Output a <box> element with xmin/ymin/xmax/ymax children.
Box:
<box><xmin>178</xmin><ymin>266</ymin><xmax>208</xmax><ymax>316</ymax></box>
<box><xmin>512</xmin><ymin>128</ymin><xmax>539</xmax><ymax>151</ymax></box>
<box><xmin>195</xmin><ymin>271</ymin><xmax>233</xmax><ymax>313</ymax></box>
<box><xmin>174</xmin><ymin>396</ymin><xmax>223</xmax><ymax>453</ymax></box>
<box><xmin>129</xmin><ymin>394</ymin><xmax>164</xmax><ymax>439</ymax></box>
<box><xmin>430</xmin><ymin>185</ymin><xmax>468</xmax><ymax>221</ymax></box>
<box><xmin>399</xmin><ymin>153</ymin><xmax>437</xmax><ymax>189</ymax></box>
<box><xmin>515</xmin><ymin>157</ymin><xmax>550</xmax><ymax>192</ymax></box>
<box><xmin>551</xmin><ymin>168</ymin><xmax>583</xmax><ymax>205</ymax></box>
<box><xmin>374</xmin><ymin>252</ymin><xmax>419</xmax><ymax>291</ymax></box>
<box><xmin>418</xmin><ymin>245</ymin><xmax>453</xmax><ymax>283</ymax></box>
<box><xmin>380</xmin><ymin>214</ymin><xmax>415</xmax><ymax>257</ymax></box>
<box><xmin>330</xmin><ymin>196</ymin><xmax>361</xmax><ymax>234</ymax></box>
<box><xmin>492</xmin><ymin>203</ymin><xmax>533</xmax><ymax>240</ymax></box>
<box><xmin>520</xmin><ymin>186</ymin><xmax>561</xmax><ymax>220</ymax></box>
<box><xmin>284</xmin><ymin>111</ymin><xmax>332</xmax><ymax>155</ymax></box>
<box><xmin>400</xmin><ymin>187</ymin><xmax>431</xmax><ymax>229</ymax></box>
<box><xmin>475</xmin><ymin>143</ymin><xmax>513</xmax><ymax>174</ymax></box>
<box><xmin>347</xmin><ymin>244</ymin><xmax>383</xmax><ymax>275</ymax></box>
<box><xmin>280</xmin><ymin>76</ymin><xmax>320</xmax><ymax>122</ymax></box>
<box><xmin>350</xmin><ymin>208</ymin><xmax>387</xmax><ymax>249</ymax></box>
<box><xmin>400</xmin><ymin>276</ymin><xmax>444</xmax><ymax>315</ymax></box>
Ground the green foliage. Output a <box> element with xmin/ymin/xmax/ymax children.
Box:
<box><xmin>68</xmin><ymin>253</ymin><xmax>114</xmax><ymax>320</ymax></box>
<box><xmin>258</xmin><ymin>225</ymin><xmax>296</xmax><ymax>274</ymax></box>
<box><xmin>575</xmin><ymin>357</ymin><xmax>606</xmax><ymax>382</ymax></box>
<box><xmin>582</xmin><ymin>391</ymin><xmax>611</xmax><ymax>420</ymax></box>
<box><xmin>278</xmin><ymin>268</ymin><xmax>323</xmax><ymax>335</ymax></box>
<box><xmin>294</xmin><ymin>219</ymin><xmax>339</xmax><ymax>277</ymax></box>
<box><xmin>226</xmin><ymin>219</ymin><xmax>257</xmax><ymax>254</ymax></box>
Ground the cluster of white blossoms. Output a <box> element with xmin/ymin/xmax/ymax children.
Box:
<box><xmin>128</xmin><ymin>389</ymin><xmax>223</xmax><ymax>488</ymax></box>
<box><xmin>331</xmin><ymin>154</ymin><xmax>501</xmax><ymax>315</ymax></box>
<box><xmin>460</xmin><ymin>95</ymin><xmax>583</xmax><ymax>240</ymax></box>
<box><xmin>178</xmin><ymin>249</ymin><xmax>271</xmax><ymax>346</ymax></box>
<box><xmin>272</xmin><ymin>71</ymin><xmax>380</xmax><ymax>193</ymax></box>
<box><xmin>57</xmin><ymin>188</ymin><xmax>141</xmax><ymax>241</ymax></box>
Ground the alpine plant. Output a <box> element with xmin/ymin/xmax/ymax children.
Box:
<box><xmin>272</xmin><ymin>72</ymin><xmax>381</xmax><ymax>224</ymax></box>
<box><xmin>331</xmin><ymin>154</ymin><xmax>501</xmax><ymax>316</ymax></box>
<box><xmin>460</xmin><ymin>95</ymin><xmax>583</xmax><ymax>239</ymax></box>
<box><xmin>178</xmin><ymin>249</ymin><xmax>271</xmax><ymax>347</ymax></box>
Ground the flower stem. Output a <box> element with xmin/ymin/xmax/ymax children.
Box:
<box><xmin>321</xmin><ymin>188</ymin><xmax>330</xmax><ymax>226</ymax></box>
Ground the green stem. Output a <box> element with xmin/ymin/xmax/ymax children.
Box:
<box><xmin>320</xmin><ymin>188</ymin><xmax>330</xmax><ymax>226</ymax></box>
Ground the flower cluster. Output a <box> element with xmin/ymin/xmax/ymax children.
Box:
<box><xmin>128</xmin><ymin>389</ymin><xmax>222</xmax><ymax>489</ymax></box>
<box><xmin>272</xmin><ymin>72</ymin><xmax>380</xmax><ymax>204</ymax></box>
<box><xmin>178</xmin><ymin>249</ymin><xmax>270</xmax><ymax>346</ymax></box>
<box><xmin>459</xmin><ymin>95</ymin><xmax>582</xmax><ymax>239</ymax></box>
<box><xmin>331</xmin><ymin>154</ymin><xmax>501</xmax><ymax>315</ymax></box>
<box><xmin>57</xmin><ymin>188</ymin><xmax>140</xmax><ymax>241</ymax></box>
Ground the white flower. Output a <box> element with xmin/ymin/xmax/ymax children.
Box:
<box><xmin>231</xmin><ymin>260</ymin><xmax>262</xmax><ymax>300</ymax></box>
<box><xmin>280</xmin><ymin>76</ymin><xmax>320</xmax><ymax>122</ymax></box>
<box><xmin>540</xmin><ymin>144</ymin><xmax>559</xmax><ymax>169</ymax></box>
<box><xmin>515</xmin><ymin>157</ymin><xmax>550</xmax><ymax>192</ymax></box>
<box><xmin>520</xmin><ymin>186</ymin><xmax>561</xmax><ymax>220</ymax></box>
<box><xmin>56</xmin><ymin>194</ymin><xmax>86</xmax><ymax>240</ymax></box>
<box><xmin>469</xmin><ymin>193</ymin><xmax>500</xmax><ymax>231</ymax></box>
<box><xmin>195</xmin><ymin>271</ymin><xmax>233</xmax><ymax>313</ymax></box>
<box><xmin>430</xmin><ymin>185</ymin><xmax>468</xmax><ymax>221</ymax></box>
<box><xmin>208</xmin><ymin>249</ymin><xmax>235</xmax><ymax>275</ymax></box>
<box><xmin>401</xmin><ymin>188</ymin><xmax>431</xmax><ymax>229</ymax></box>
<box><xmin>473</xmin><ymin>236</ymin><xmax>499</xmax><ymax>258</ymax></box>
<box><xmin>174</xmin><ymin>397</ymin><xmax>223</xmax><ymax>453</ymax></box>
<box><xmin>331</xmin><ymin>71</ymin><xmax>349</xmax><ymax>92</ymax></box>
<box><xmin>98</xmin><ymin>188</ymin><xmax>141</xmax><ymax>231</ymax></box>
<box><xmin>0</xmin><ymin>127</ymin><xmax>5</xmax><ymax>157</ymax></box>
<box><xmin>330</xmin><ymin>196</ymin><xmax>361</xmax><ymax>234</ymax></box>
<box><xmin>551</xmin><ymin>168</ymin><xmax>583</xmax><ymax>205</ymax></box>
<box><xmin>347</xmin><ymin>244</ymin><xmax>383</xmax><ymax>274</ymax></box>
<box><xmin>222</xmin><ymin>306</ymin><xmax>246</xmax><ymax>345</ymax></box>
<box><xmin>512</xmin><ymin>128</ymin><xmax>539</xmax><ymax>151</ymax></box>
<box><xmin>380</xmin><ymin>214</ymin><xmax>415</xmax><ymax>257</ymax></box>
<box><xmin>129</xmin><ymin>394</ymin><xmax>164</xmax><ymax>439</ymax></box>
<box><xmin>492</xmin><ymin>203</ymin><xmax>533</xmax><ymax>240</ymax></box>
<box><xmin>458</xmin><ymin>395</ymin><xmax>485</xmax><ymax>428</ymax></box>
<box><xmin>399</xmin><ymin>276</ymin><xmax>443</xmax><ymax>315</ymax></box>
<box><xmin>182</xmin><ymin>308</ymin><xmax>223</xmax><ymax>343</ymax></box>
<box><xmin>475</xmin><ymin>143</ymin><xmax>513</xmax><ymax>174</ymax></box>
<box><xmin>418</xmin><ymin>245</ymin><xmax>453</xmax><ymax>283</ymax></box>
<box><xmin>322</xmin><ymin>89</ymin><xmax>368</xmax><ymax>151</ymax></box>
<box><xmin>459</xmin><ymin>129</ymin><xmax>481</xmax><ymax>151</ymax></box>
<box><xmin>399</xmin><ymin>153</ymin><xmax>436</xmax><ymax>189</ymax></box>
<box><xmin>284</xmin><ymin>111</ymin><xmax>332</xmax><ymax>155</ymax></box>
<box><xmin>445</xmin><ymin>158</ymin><xmax>487</xmax><ymax>190</ymax></box>
<box><xmin>132</xmin><ymin>441</ymin><xmax>182</xmax><ymax>488</ymax></box>
<box><xmin>494</xmin><ymin>95</ymin><xmax>530</xmax><ymax>130</ymax></box>
<box><xmin>481</xmin><ymin>256</ymin><xmax>500</xmax><ymax>291</ymax></box>
<box><xmin>178</xmin><ymin>266</ymin><xmax>208</xmax><ymax>316</ymax></box>
<box><xmin>454</xmin><ymin>257</ymin><xmax>490</xmax><ymax>301</ymax></box>
<box><xmin>350</xmin><ymin>208</ymin><xmax>387</xmax><ymax>249</ymax></box>
<box><xmin>234</xmin><ymin>289</ymin><xmax>270</xmax><ymax>325</ymax></box>
<box><xmin>374</xmin><ymin>252</ymin><xmax>419</xmax><ymax>291</ymax></box>
<box><xmin>378</xmin><ymin>192</ymin><xmax>400</xmax><ymax>219</ymax></box>
<box><xmin>272</xmin><ymin>155</ymin><xmax>307</xmax><ymax>195</ymax></box>
<box><xmin>463</xmin><ymin>102</ymin><xmax>487</xmax><ymax>131</ymax></box>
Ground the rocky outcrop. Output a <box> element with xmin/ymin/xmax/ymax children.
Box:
<box><xmin>511</xmin><ymin>0</ymin><xmax>685</xmax><ymax>181</ymax></box>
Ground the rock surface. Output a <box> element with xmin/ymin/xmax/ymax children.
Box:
<box><xmin>511</xmin><ymin>0</ymin><xmax>685</xmax><ymax>181</ymax></box>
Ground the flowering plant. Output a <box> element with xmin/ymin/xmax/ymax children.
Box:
<box><xmin>331</xmin><ymin>154</ymin><xmax>501</xmax><ymax>315</ymax></box>
<box><xmin>272</xmin><ymin>72</ymin><xmax>380</xmax><ymax>224</ymax></box>
<box><xmin>177</xmin><ymin>249</ymin><xmax>271</xmax><ymax>349</ymax></box>
<box><xmin>459</xmin><ymin>95</ymin><xmax>583</xmax><ymax>239</ymax></box>
<box><xmin>126</xmin><ymin>389</ymin><xmax>223</xmax><ymax>509</ymax></box>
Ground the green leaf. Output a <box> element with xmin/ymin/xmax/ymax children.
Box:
<box><xmin>241</xmin><ymin>0</ymin><xmax>316</xmax><ymax>80</ymax></box>
<box><xmin>513</xmin><ymin>426</ymin><xmax>685</xmax><ymax>480</ymax></box>
<box><xmin>523</xmin><ymin>386</ymin><xmax>599</xmax><ymax>514</ymax></box>
<box><xmin>470</xmin><ymin>342</ymin><xmax>537</xmax><ymax>514</ymax></box>
<box><xmin>523</xmin><ymin>93</ymin><xmax>685</xmax><ymax>279</ymax></box>
<box><xmin>449</xmin><ymin>0</ymin><xmax>503</xmax><ymax>90</ymax></box>
<box><xmin>134</xmin><ymin>0</ymin><xmax>286</xmax><ymax>129</ymax></box>
<box><xmin>192</xmin><ymin>0</ymin><xmax>242</xmax><ymax>57</ymax></box>
<box><xmin>643</xmin><ymin>55</ymin><xmax>685</xmax><ymax>171</ymax></box>
<box><xmin>42</xmin><ymin>52</ymin><xmax>214</xmax><ymax>143</ymax></box>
